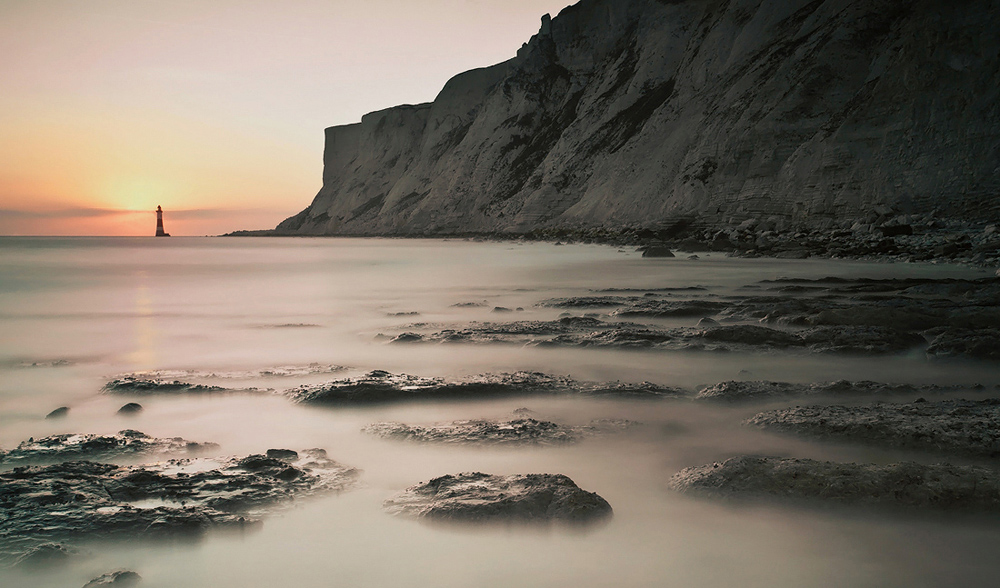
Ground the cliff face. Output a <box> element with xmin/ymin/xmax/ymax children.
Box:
<box><xmin>278</xmin><ymin>0</ymin><xmax>1000</xmax><ymax>236</ymax></box>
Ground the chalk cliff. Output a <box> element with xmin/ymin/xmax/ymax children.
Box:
<box><xmin>277</xmin><ymin>0</ymin><xmax>1000</xmax><ymax>236</ymax></box>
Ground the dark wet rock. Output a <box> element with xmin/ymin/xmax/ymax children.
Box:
<box><xmin>798</xmin><ymin>326</ymin><xmax>926</xmax><ymax>354</ymax></box>
<box><xmin>670</xmin><ymin>456</ymin><xmax>1000</xmax><ymax>511</ymax></box>
<box><xmin>286</xmin><ymin>370</ymin><xmax>682</xmax><ymax>405</ymax></box>
<box><xmin>594</xmin><ymin>287</ymin><xmax>708</xmax><ymax>293</ymax></box>
<box><xmin>0</xmin><ymin>450</ymin><xmax>358</xmax><ymax>566</ymax></box>
<box><xmin>83</xmin><ymin>570</ymin><xmax>141</xmax><ymax>587</ymax></box>
<box><xmin>403</xmin><ymin>319</ymin><xmax>930</xmax><ymax>355</ymax></box>
<box><xmin>612</xmin><ymin>299</ymin><xmax>727</xmax><ymax>318</ymax></box>
<box><xmin>364</xmin><ymin>417</ymin><xmax>639</xmax><ymax>445</ymax></box>
<box><xmin>117</xmin><ymin>403</ymin><xmax>143</xmax><ymax>415</ymax></box>
<box><xmin>492</xmin><ymin>306</ymin><xmax>513</xmax><ymax>313</ymax></box>
<box><xmin>699</xmin><ymin>325</ymin><xmax>801</xmax><ymax>347</ymax></box>
<box><xmin>395</xmin><ymin>317</ymin><xmax>611</xmax><ymax>344</ymax></box>
<box><xmin>696</xmin><ymin>380</ymin><xmax>953</xmax><ymax>403</ymax></box>
<box><xmin>387</xmin><ymin>311</ymin><xmax>421</xmax><ymax>317</ymax></box>
<box><xmin>879</xmin><ymin>225</ymin><xmax>914</xmax><ymax>237</ymax></box>
<box><xmin>543</xmin><ymin>327</ymin><xmax>676</xmax><ymax>348</ymax></box>
<box><xmin>745</xmin><ymin>399</ymin><xmax>1000</xmax><ymax>458</ymax></box>
<box><xmin>0</xmin><ymin>430</ymin><xmax>219</xmax><ymax>466</ymax></box>
<box><xmin>287</xmin><ymin>371</ymin><xmax>570</xmax><ymax>404</ymax></box>
<box><xmin>389</xmin><ymin>332</ymin><xmax>424</xmax><ymax>343</ymax></box>
<box><xmin>103</xmin><ymin>378</ymin><xmax>229</xmax><ymax>395</ymax></box>
<box><xmin>45</xmin><ymin>406</ymin><xmax>69</xmax><ymax>419</ymax></box>
<box><xmin>641</xmin><ymin>246</ymin><xmax>674</xmax><ymax>258</ymax></box>
<box><xmin>451</xmin><ymin>301</ymin><xmax>487</xmax><ymax>308</ymax></box>
<box><xmin>545</xmin><ymin>324</ymin><xmax>794</xmax><ymax>351</ymax></box>
<box><xmin>265</xmin><ymin>449</ymin><xmax>299</xmax><ymax>461</ymax></box>
<box><xmin>383</xmin><ymin>473</ymin><xmax>612</xmax><ymax>523</ymax></box>
<box><xmin>537</xmin><ymin>295</ymin><xmax>641</xmax><ymax>308</ymax></box>
<box><xmin>926</xmin><ymin>328</ymin><xmax>1000</xmax><ymax>360</ymax></box>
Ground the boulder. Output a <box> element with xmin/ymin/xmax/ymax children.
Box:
<box><xmin>383</xmin><ymin>473</ymin><xmax>612</xmax><ymax>523</ymax></box>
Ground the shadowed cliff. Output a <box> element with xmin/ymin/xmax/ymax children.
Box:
<box><xmin>277</xmin><ymin>0</ymin><xmax>1000</xmax><ymax>236</ymax></box>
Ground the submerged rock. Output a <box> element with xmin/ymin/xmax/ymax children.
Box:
<box><xmin>287</xmin><ymin>370</ymin><xmax>682</xmax><ymax>405</ymax></box>
<box><xmin>0</xmin><ymin>430</ymin><xmax>218</xmax><ymax>466</ymax></box>
<box><xmin>695</xmin><ymin>380</ymin><xmax>953</xmax><ymax>403</ymax></box>
<box><xmin>45</xmin><ymin>406</ymin><xmax>69</xmax><ymax>419</ymax></box>
<box><xmin>670</xmin><ymin>456</ymin><xmax>1000</xmax><ymax>511</ymax></box>
<box><xmin>745</xmin><ymin>399</ymin><xmax>1000</xmax><ymax>457</ymax></box>
<box><xmin>363</xmin><ymin>417</ymin><xmax>639</xmax><ymax>445</ymax></box>
<box><xmin>83</xmin><ymin>570</ymin><xmax>141</xmax><ymax>587</ymax></box>
<box><xmin>383</xmin><ymin>473</ymin><xmax>612</xmax><ymax>523</ymax></box>
<box><xmin>0</xmin><ymin>449</ymin><xmax>358</xmax><ymax>566</ymax></box>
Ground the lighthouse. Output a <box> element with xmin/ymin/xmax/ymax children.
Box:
<box><xmin>155</xmin><ymin>205</ymin><xmax>170</xmax><ymax>237</ymax></box>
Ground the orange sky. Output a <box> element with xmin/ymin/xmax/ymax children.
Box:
<box><xmin>0</xmin><ymin>0</ymin><xmax>572</xmax><ymax>236</ymax></box>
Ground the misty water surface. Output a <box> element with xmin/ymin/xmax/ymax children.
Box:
<box><xmin>1</xmin><ymin>237</ymin><xmax>998</xmax><ymax>588</ymax></box>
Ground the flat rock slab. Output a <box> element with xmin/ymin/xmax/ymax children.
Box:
<box><xmin>383</xmin><ymin>473</ymin><xmax>612</xmax><ymax>524</ymax></box>
<box><xmin>745</xmin><ymin>399</ymin><xmax>1000</xmax><ymax>457</ymax></box>
<box><xmin>695</xmin><ymin>380</ymin><xmax>961</xmax><ymax>403</ymax></box>
<box><xmin>363</xmin><ymin>417</ymin><xmax>638</xmax><ymax>445</ymax></box>
<box><xmin>670</xmin><ymin>456</ymin><xmax>1000</xmax><ymax>511</ymax></box>
<box><xmin>286</xmin><ymin>370</ymin><xmax>682</xmax><ymax>405</ymax></box>
<box><xmin>0</xmin><ymin>449</ymin><xmax>358</xmax><ymax>566</ymax></box>
<box><xmin>0</xmin><ymin>430</ymin><xmax>218</xmax><ymax>466</ymax></box>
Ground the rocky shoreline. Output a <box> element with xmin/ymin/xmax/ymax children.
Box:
<box><xmin>228</xmin><ymin>219</ymin><xmax>1000</xmax><ymax>272</ymax></box>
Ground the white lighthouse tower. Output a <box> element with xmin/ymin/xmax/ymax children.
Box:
<box><xmin>155</xmin><ymin>205</ymin><xmax>170</xmax><ymax>237</ymax></box>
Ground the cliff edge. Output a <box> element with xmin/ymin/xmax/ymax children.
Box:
<box><xmin>276</xmin><ymin>0</ymin><xmax>1000</xmax><ymax>237</ymax></box>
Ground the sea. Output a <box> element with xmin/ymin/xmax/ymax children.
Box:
<box><xmin>1</xmin><ymin>236</ymin><xmax>999</xmax><ymax>588</ymax></box>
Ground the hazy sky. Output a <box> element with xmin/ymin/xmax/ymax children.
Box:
<box><xmin>0</xmin><ymin>0</ymin><xmax>572</xmax><ymax>235</ymax></box>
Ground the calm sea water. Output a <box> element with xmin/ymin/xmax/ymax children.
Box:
<box><xmin>1</xmin><ymin>236</ymin><xmax>999</xmax><ymax>588</ymax></box>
